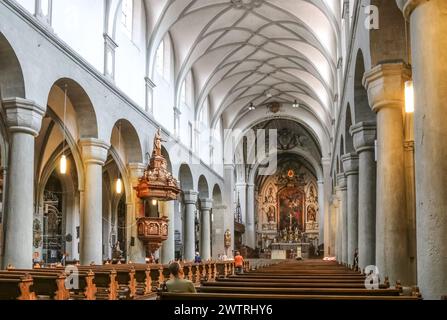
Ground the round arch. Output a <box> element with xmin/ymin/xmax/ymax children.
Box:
<box><xmin>178</xmin><ymin>163</ymin><xmax>194</xmax><ymax>191</ymax></box>
<box><xmin>353</xmin><ymin>50</ymin><xmax>375</xmax><ymax>123</ymax></box>
<box><xmin>48</xmin><ymin>78</ymin><xmax>98</xmax><ymax>139</ymax></box>
<box><xmin>212</xmin><ymin>184</ymin><xmax>223</xmax><ymax>206</ymax></box>
<box><xmin>344</xmin><ymin>105</ymin><xmax>355</xmax><ymax>153</ymax></box>
<box><xmin>110</xmin><ymin>119</ymin><xmax>143</xmax><ymax>164</ymax></box>
<box><xmin>198</xmin><ymin>175</ymin><xmax>210</xmax><ymax>199</ymax></box>
<box><xmin>0</xmin><ymin>32</ymin><xmax>25</xmax><ymax>99</ymax></box>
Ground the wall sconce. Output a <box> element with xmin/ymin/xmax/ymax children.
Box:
<box><xmin>116</xmin><ymin>178</ymin><xmax>123</xmax><ymax>194</ymax></box>
<box><xmin>405</xmin><ymin>80</ymin><xmax>414</xmax><ymax>113</ymax></box>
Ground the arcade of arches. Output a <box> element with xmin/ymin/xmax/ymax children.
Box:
<box><xmin>0</xmin><ymin>0</ymin><xmax>446</xmax><ymax>299</ymax></box>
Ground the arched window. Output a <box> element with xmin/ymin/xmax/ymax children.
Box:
<box><xmin>121</xmin><ymin>0</ymin><xmax>133</xmax><ymax>38</ymax></box>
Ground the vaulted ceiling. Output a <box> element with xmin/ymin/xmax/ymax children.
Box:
<box><xmin>147</xmin><ymin>0</ymin><xmax>339</xmax><ymax>154</ymax></box>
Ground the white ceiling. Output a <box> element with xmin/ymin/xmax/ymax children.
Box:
<box><xmin>147</xmin><ymin>0</ymin><xmax>339</xmax><ymax>145</ymax></box>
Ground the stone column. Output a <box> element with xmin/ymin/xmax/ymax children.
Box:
<box><xmin>317</xmin><ymin>180</ymin><xmax>325</xmax><ymax>245</ymax></box>
<box><xmin>127</xmin><ymin>163</ymin><xmax>146</xmax><ymax>263</ymax></box>
<box><xmin>336</xmin><ymin>174</ymin><xmax>347</xmax><ymax>264</ymax></box>
<box><xmin>321</xmin><ymin>158</ymin><xmax>331</xmax><ymax>252</ymax></box>
<box><xmin>223</xmin><ymin>165</ymin><xmax>235</xmax><ymax>258</ymax></box>
<box><xmin>183</xmin><ymin>191</ymin><xmax>197</xmax><ymax>261</ymax></box>
<box><xmin>200</xmin><ymin>199</ymin><xmax>213</xmax><ymax>260</ymax></box>
<box><xmin>2</xmin><ymin>98</ymin><xmax>44</xmax><ymax>269</ymax></box>
<box><xmin>399</xmin><ymin>0</ymin><xmax>447</xmax><ymax>299</ymax></box>
<box><xmin>211</xmin><ymin>204</ymin><xmax>227</xmax><ymax>259</ymax></box>
<box><xmin>79</xmin><ymin>138</ymin><xmax>110</xmax><ymax>265</ymax></box>
<box><xmin>363</xmin><ymin>62</ymin><xmax>413</xmax><ymax>285</ymax></box>
<box><xmin>333</xmin><ymin>194</ymin><xmax>341</xmax><ymax>261</ymax></box>
<box><xmin>329</xmin><ymin>196</ymin><xmax>338</xmax><ymax>257</ymax></box>
<box><xmin>161</xmin><ymin>201</ymin><xmax>175</xmax><ymax>264</ymax></box>
<box><xmin>245</xmin><ymin>183</ymin><xmax>256</xmax><ymax>248</ymax></box>
<box><xmin>341</xmin><ymin>153</ymin><xmax>359</xmax><ymax>268</ymax></box>
<box><xmin>351</xmin><ymin>122</ymin><xmax>377</xmax><ymax>271</ymax></box>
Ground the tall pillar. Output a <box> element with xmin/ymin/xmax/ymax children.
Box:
<box><xmin>183</xmin><ymin>191</ymin><xmax>197</xmax><ymax>261</ymax></box>
<box><xmin>200</xmin><ymin>199</ymin><xmax>213</xmax><ymax>260</ymax></box>
<box><xmin>161</xmin><ymin>201</ymin><xmax>175</xmax><ymax>264</ymax></box>
<box><xmin>223</xmin><ymin>165</ymin><xmax>235</xmax><ymax>258</ymax></box>
<box><xmin>399</xmin><ymin>0</ymin><xmax>447</xmax><ymax>299</ymax></box>
<box><xmin>321</xmin><ymin>158</ymin><xmax>331</xmax><ymax>252</ymax></box>
<box><xmin>333</xmin><ymin>194</ymin><xmax>341</xmax><ymax>261</ymax></box>
<box><xmin>127</xmin><ymin>163</ymin><xmax>146</xmax><ymax>263</ymax></box>
<box><xmin>245</xmin><ymin>183</ymin><xmax>256</xmax><ymax>248</ymax></box>
<box><xmin>336</xmin><ymin>174</ymin><xmax>347</xmax><ymax>264</ymax></box>
<box><xmin>341</xmin><ymin>153</ymin><xmax>359</xmax><ymax>267</ymax></box>
<box><xmin>317</xmin><ymin>180</ymin><xmax>325</xmax><ymax>245</ymax></box>
<box><xmin>329</xmin><ymin>196</ymin><xmax>338</xmax><ymax>258</ymax></box>
<box><xmin>363</xmin><ymin>62</ymin><xmax>413</xmax><ymax>285</ymax></box>
<box><xmin>351</xmin><ymin>122</ymin><xmax>377</xmax><ymax>271</ymax></box>
<box><xmin>2</xmin><ymin>98</ymin><xmax>44</xmax><ymax>269</ymax></box>
<box><xmin>79</xmin><ymin>138</ymin><xmax>110</xmax><ymax>265</ymax></box>
<box><xmin>211</xmin><ymin>204</ymin><xmax>227</xmax><ymax>259</ymax></box>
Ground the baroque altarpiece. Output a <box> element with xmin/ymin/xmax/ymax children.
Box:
<box><xmin>256</xmin><ymin>162</ymin><xmax>319</xmax><ymax>251</ymax></box>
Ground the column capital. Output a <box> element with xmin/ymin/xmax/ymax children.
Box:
<box><xmin>341</xmin><ymin>153</ymin><xmax>359</xmax><ymax>176</ymax></box>
<box><xmin>351</xmin><ymin>121</ymin><xmax>377</xmax><ymax>153</ymax></box>
<box><xmin>331</xmin><ymin>194</ymin><xmax>339</xmax><ymax>207</ymax></box>
<box><xmin>404</xmin><ymin>140</ymin><xmax>415</xmax><ymax>151</ymax></box>
<box><xmin>183</xmin><ymin>190</ymin><xmax>198</xmax><ymax>204</ymax></box>
<box><xmin>399</xmin><ymin>0</ymin><xmax>428</xmax><ymax>20</ymax></box>
<box><xmin>336</xmin><ymin>173</ymin><xmax>347</xmax><ymax>190</ymax></box>
<box><xmin>321</xmin><ymin>157</ymin><xmax>331</xmax><ymax>166</ymax></box>
<box><xmin>363</xmin><ymin>62</ymin><xmax>412</xmax><ymax>114</ymax></box>
<box><xmin>80</xmin><ymin>138</ymin><xmax>110</xmax><ymax>166</ymax></box>
<box><xmin>3</xmin><ymin>98</ymin><xmax>45</xmax><ymax>136</ymax></box>
<box><xmin>235</xmin><ymin>182</ymin><xmax>247</xmax><ymax>188</ymax></box>
<box><xmin>127</xmin><ymin>162</ymin><xmax>146</xmax><ymax>182</ymax></box>
<box><xmin>200</xmin><ymin>198</ymin><xmax>213</xmax><ymax>211</ymax></box>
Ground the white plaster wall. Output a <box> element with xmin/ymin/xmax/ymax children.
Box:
<box><xmin>15</xmin><ymin>0</ymin><xmax>34</xmax><ymax>14</ymax></box>
<box><xmin>51</xmin><ymin>0</ymin><xmax>105</xmax><ymax>73</ymax></box>
<box><xmin>114</xmin><ymin>0</ymin><xmax>146</xmax><ymax>107</ymax></box>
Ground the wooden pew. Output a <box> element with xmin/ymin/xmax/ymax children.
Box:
<box><xmin>0</xmin><ymin>271</ymin><xmax>69</xmax><ymax>300</ymax></box>
<box><xmin>205</xmin><ymin>281</ymin><xmax>389</xmax><ymax>289</ymax></box>
<box><xmin>159</xmin><ymin>292</ymin><xmax>422</xmax><ymax>301</ymax></box>
<box><xmin>0</xmin><ymin>274</ymin><xmax>36</xmax><ymax>300</ymax></box>
<box><xmin>8</xmin><ymin>268</ymin><xmax>97</xmax><ymax>300</ymax></box>
<box><xmin>197</xmin><ymin>286</ymin><xmax>402</xmax><ymax>296</ymax></box>
<box><xmin>49</xmin><ymin>266</ymin><xmax>118</xmax><ymax>300</ymax></box>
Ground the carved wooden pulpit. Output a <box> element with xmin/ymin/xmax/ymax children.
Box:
<box><xmin>134</xmin><ymin>129</ymin><xmax>181</xmax><ymax>256</ymax></box>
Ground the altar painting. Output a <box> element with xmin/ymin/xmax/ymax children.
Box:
<box><xmin>278</xmin><ymin>187</ymin><xmax>305</xmax><ymax>232</ymax></box>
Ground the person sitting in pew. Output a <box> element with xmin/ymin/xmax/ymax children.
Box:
<box><xmin>166</xmin><ymin>262</ymin><xmax>196</xmax><ymax>293</ymax></box>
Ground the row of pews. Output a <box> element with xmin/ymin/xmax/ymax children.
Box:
<box><xmin>0</xmin><ymin>260</ymin><xmax>243</xmax><ymax>300</ymax></box>
<box><xmin>159</xmin><ymin>260</ymin><xmax>424</xmax><ymax>300</ymax></box>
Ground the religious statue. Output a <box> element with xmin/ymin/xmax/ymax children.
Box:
<box><xmin>266</xmin><ymin>206</ymin><xmax>276</xmax><ymax>223</ymax></box>
<box><xmin>224</xmin><ymin>229</ymin><xmax>231</xmax><ymax>248</ymax></box>
<box><xmin>265</xmin><ymin>187</ymin><xmax>275</xmax><ymax>203</ymax></box>
<box><xmin>307</xmin><ymin>207</ymin><xmax>316</xmax><ymax>222</ymax></box>
<box><xmin>152</xmin><ymin>129</ymin><xmax>166</xmax><ymax>157</ymax></box>
<box><xmin>112</xmin><ymin>241</ymin><xmax>123</xmax><ymax>260</ymax></box>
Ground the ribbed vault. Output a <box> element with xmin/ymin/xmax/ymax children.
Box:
<box><xmin>147</xmin><ymin>0</ymin><xmax>338</xmax><ymax>155</ymax></box>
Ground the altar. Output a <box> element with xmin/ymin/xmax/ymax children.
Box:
<box><xmin>256</xmin><ymin>162</ymin><xmax>321</xmax><ymax>260</ymax></box>
<box><xmin>271</xmin><ymin>243</ymin><xmax>310</xmax><ymax>259</ymax></box>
